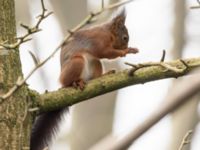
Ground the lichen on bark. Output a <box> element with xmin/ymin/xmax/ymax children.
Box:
<box><xmin>0</xmin><ymin>0</ymin><xmax>33</xmax><ymax>149</ymax></box>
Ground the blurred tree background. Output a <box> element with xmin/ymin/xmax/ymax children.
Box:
<box><xmin>15</xmin><ymin>0</ymin><xmax>200</xmax><ymax>150</ymax></box>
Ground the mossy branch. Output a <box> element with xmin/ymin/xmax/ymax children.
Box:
<box><xmin>35</xmin><ymin>57</ymin><xmax>200</xmax><ymax>113</ymax></box>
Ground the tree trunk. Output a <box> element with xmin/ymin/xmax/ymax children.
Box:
<box><xmin>0</xmin><ymin>0</ymin><xmax>32</xmax><ymax>149</ymax></box>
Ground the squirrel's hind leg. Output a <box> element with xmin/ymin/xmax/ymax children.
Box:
<box><xmin>60</xmin><ymin>54</ymin><xmax>85</xmax><ymax>88</ymax></box>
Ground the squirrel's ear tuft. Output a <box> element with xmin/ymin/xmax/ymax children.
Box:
<box><xmin>111</xmin><ymin>7</ymin><xmax>126</xmax><ymax>25</ymax></box>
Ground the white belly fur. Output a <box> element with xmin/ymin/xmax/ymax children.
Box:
<box><xmin>81</xmin><ymin>53</ymin><xmax>96</xmax><ymax>81</ymax></box>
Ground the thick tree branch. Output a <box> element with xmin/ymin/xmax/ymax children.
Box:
<box><xmin>35</xmin><ymin>57</ymin><xmax>200</xmax><ymax>113</ymax></box>
<box><xmin>103</xmin><ymin>69</ymin><xmax>200</xmax><ymax>150</ymax></box>
<box><xmin>190</xmin><ymin>0</ymin><xmax>200</xmax><ymax>9</ymax></box>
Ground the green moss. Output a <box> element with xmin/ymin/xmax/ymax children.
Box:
<box><xmin>38</xmin><ymin>57</ymin><xmax>200</xmax><ymax>112</ymax></box>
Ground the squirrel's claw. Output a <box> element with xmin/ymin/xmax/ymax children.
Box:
<box><xmin>72</xmin><ymin>79</ymin><xmax>86</xmax><ymax>90</ymax></box>
<box><xmin>103</xmin><ymin>69</ymin><xmax>116</xmax><ymax>75</ymax></box>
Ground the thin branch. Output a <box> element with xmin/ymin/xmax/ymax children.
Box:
<box><xmin>160</xmin><ymin>50</ymin><xmax>166</xmax><ymax>62</ymax></box>
<box><xmin>0</xmin><ymin>0</ymin><xmax>134</xmax><ymax>103</ymax></box>
<box><xmin>69</xmin><ymin>0</ymin><xmax>134</xmax><ymax>32</ymax></box>
<box><xmin>28</xmin><ymin>107</ymin><xmax>40</xmax><ymax>112</ymax></box>
<box><xmin>126</xmin><ymin>50</ymin><xmax>170</xmax><ymax>75</ymax></box>
<box><xmin>29</xmin><ymin>51</ymin><xmax>40</xmax><ymax>66</ymax></box>
<box><xmin>36</xmin><ymin>57</ymin><xmax>200</xmax><ymax>112</ymax></box>
<box><xmin>178</xmin><ymin>130</ymin><xmax>193</xmax><ymax>150</ymax></box>
<box><xmin>190</xmin><ymin>5</ymin><xmax>200</xmax><ymax>9</ymax></box>
<box><xmin>102</xmin><ymin>0</ymin><xmax>105</xmax><ymax>10</ymax></box>
<box><xmin>0</xmin><ymin>76</ymin><xmax>22</xmax><ymax>101</ymax></box>
<box><xmin>106</xmin><ymin>0</ymin><xmax>133</xmax><ymax>10</ymax></box>
<box><xmin>190</xmin><ymin>0</ymin><xmax>200</xmax><ymax>9</ymax></box>
<box><xmin>125</xmin><ymin>59</ymin><xmax>188</xmax><ymax>76</ymax></box>
<box><xmin>0</xmin><ymin>0</ymin><xmax>53</xmax><ymax>50</ymax></box>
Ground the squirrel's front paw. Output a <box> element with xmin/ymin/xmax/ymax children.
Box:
<box><xmin>128</xmin><ymin>47</ymin><xmax>139</xmax><ymax>54</ymax></box>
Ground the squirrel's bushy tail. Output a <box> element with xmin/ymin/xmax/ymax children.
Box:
<box><xmin>30</xmin><ymin>108</ymin><xmax>67</xmax><ymax>150</ymax></box>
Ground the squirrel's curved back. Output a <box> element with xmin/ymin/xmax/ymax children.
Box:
<box><xmin>60</xmin><ymin>9</ymin><xmax>128</xmax><ymax>66</ymax></box>
<box><xmin>60</xmin><ymin>33</ymin><xmax>94</xmax><ymax>67</ymax></box>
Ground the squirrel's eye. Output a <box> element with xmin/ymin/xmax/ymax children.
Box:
<box><xmin>122</xmin><ymin>35</ymin><xmax>128</xmax><ymax>42</ymax></box>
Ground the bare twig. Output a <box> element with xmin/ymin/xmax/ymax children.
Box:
<box><xmin>28</xmin><ymin>107</ymin><xmax>40</xmax><ymax>112</ymax></box>
<box><xmin>126</xmin><ymin>50</ymin><xmax>189</xmax><ymax>75</ymax></box>
<box><xmin>29</xmin><ymin>51</ymin><xmax>40</xmax><ymax>66</ymax></box>
<box><xmin>70</xmin><ymin>0</ymin><xmax>133</xmax><ymax>32</ymax></box>
<box><xmin>102</xmin><ymin>0</ymin><xmax>105</xmax><ymax>10</ymax></box>
<box><xmin>178</xmin><ymin>130</ymin><xmax>193</xmax><ymax>150</ymax></box>
<box><xmin>0</xmin><ymin>0</ymin><xmax>134</xmax><ymax>103</ymax></box>
<box><xmin>160</xmin><ymin>50</ymin><xmax>166</xmax><ymax>62</ymax></box>
<box><xmin>67</xmin><ymin>29</ymin><xmax>74</xmax><ymax>36</ymax></box>
<box><xmin>125</xmin><ymin>59</ymin><xmax>189</xmax><ymax>76</ymax></box>
<box><xmin>190</xmin><ymin>6</ymin><xmax>200</xmax><ymax>9</ymax></box>
<box><xmin>127</xmin><ymin>50</ymin><xmax>167</xmax><ymax>74</ymax></box>
<box><xmin>0</xmin><ymin>0</ymin><xmax>53</xmax><ymax>50</ymax></box>
<box><xmin>190</xmin><ymin>0</ymin><xmax>200</xmax><ymax>9</ymax></box>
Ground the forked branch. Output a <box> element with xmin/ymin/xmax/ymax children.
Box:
<box><xmin>178</xmin><ymin>130</ymin><xmax>193</xmax><ymax>150</ymax></box>
<box><xmin>190</xmin><ymin>0</ymin><xmax>200</xmax><ymax>9</ymax></box>
<box><xmin>0</xmin><ymin>0</ymin><xmax>53</xmax><ymax>49</ymax></box>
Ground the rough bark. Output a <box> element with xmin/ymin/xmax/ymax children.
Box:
<box><xmin>37</xmin><ymin>57</ymin><xmax>200</xmax><ymax>112</ymax></box>
<box><xmin>0</xmin><ymin>0</ymin><xmax>32</xmax><ymax>149</ymax></box>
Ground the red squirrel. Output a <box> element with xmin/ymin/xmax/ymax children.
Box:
<box><xmin>60</xmin><ymin>11</ymin><xmax>138</xmax><ymax>89</ymax></box>
<box><xmin>30</xmin><ymin>9</ymin><xmax>138</xmax><ymax>150</ymax></box>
